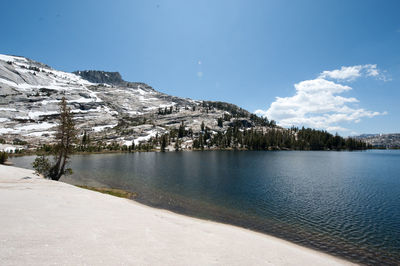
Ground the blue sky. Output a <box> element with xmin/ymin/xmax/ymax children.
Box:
<box><xmin>1</xmin><ymin>0</ymin><xmax>399</xmax><ymax>135</ymax></box>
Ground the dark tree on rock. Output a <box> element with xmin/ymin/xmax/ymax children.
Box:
<box><xmin>160</xmin><ymin>135</ymin><xmax>167</xmax><ymax>152</ymax></box>
<box><xmin>178</xmin><ymin>121</ymin><xmax>185</xmax><ymax>138</ymax></box>
<box><xmin>217</xmin><ymin>117</ymin><xmax>223</xmax><ymax>127</ymax></box>
<box><xmin>33</xmin><ymin>97</ymin><xmax>77</xmax><ymax>181</ymax></box>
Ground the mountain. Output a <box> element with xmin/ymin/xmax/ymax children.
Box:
<box><xmin>0</xmin><ymin>54</ymin><xmax>267</xmax><ymax>147</ymax></box>
<box><xmin>355</xmin><ymin>133</ymin><xmax>400</xmax><ymax>148</ymax></box>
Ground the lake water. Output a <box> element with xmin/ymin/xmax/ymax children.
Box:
<box><xmin>11</xmin><ymin>150</ymin><xmax>400</xmax><ymax>265</ymax></box>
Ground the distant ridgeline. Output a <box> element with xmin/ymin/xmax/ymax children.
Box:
<box><xmin>355</xmin><ymin>133</ymin><xmax>400</xmax><ymax>149</ymax></box>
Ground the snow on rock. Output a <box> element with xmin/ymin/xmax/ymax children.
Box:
<box><xmin>28</xmin><ymin>111</ymin><xmax>58</xmax><ymax>120</ymax></box>
<box><xmin>134</xmin><ymin>129</ymin><xmax>159</xmax><ymax>145</ymax></box>
<box><xmin>0</xmin><ymin>54</ymin><xmax>28</xmax><ymax>63</ymax></box>
<box><xmin>0</xmin><ymin>108</ymin><xmax>17</xmax><ymax>112</ymax></box>
<box><xmin>92</xmin><ymin>123</ymin><xmax>118</xmax><ymax>132</ymax></box>
<box><xmin>0</xmin><ymin>53</ymin><xmax>249</xmax><ymax>146</ymax></box>
<box><xmin>0</xmin><ymin>144</ymin><xmax>24</xmax><ymax>153</ymax></box>
<box><xmin>16</xmin><ymin>122</ymin><xmax>55</xmax><ymax>132</ymax></box>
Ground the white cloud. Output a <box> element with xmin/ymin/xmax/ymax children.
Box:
<box><xmin>318</xmin><ymin>64</ymin><xmax>380</xmax><ymax>81</ymax></box>
<box><xmin>255</xmin><ymin>65</ymin><xmax>387</xmax><ymax>133</ymax></box>
<box><xmin>365</xmin><ymin>64</ymin><xmax>379</xmax><ymax>77</ymax></box>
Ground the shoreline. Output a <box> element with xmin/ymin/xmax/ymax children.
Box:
<box><xmin>0</xmin><ymin>164</ymin><xmax>353</xmax><ymax>265</ymax></box>
<box><xmin>9</xmin><ymin>146</ymin><xmax>386</xmax><ymax>158</ymax></box>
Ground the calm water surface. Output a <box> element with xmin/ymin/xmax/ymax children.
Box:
<box><xmin>12</xmin><ymin>150</ymin><xmax>400</xmax><ymax>265</ymax></box>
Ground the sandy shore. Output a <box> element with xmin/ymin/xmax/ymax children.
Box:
<box><xmin>0</xmin><ymin>165</ymin><xmax>354</xmax><ymax>265</ymax></box>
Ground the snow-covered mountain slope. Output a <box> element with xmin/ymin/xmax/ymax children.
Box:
<box><xmin>355</xmin><ymin>133</ymin><xmax>400</xmax><ymax>148</ymax></box>
<box><xmin>0</xmin><ymin>54</ymin><xmax>261</xmax><ymax>146</ymax></box>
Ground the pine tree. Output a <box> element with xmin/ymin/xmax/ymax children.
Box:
<box><xmin>199</xmin><ymin>133</ymin><xmax>204</xmax><ymax>150</ymax></box>
<box><xmin>178</xmin><ymin>121</ymin><xmax>185</xmax><ymax>138</ymax></box>
<box><xmin>82</xmin><ymin>131</ymin><xmax>87</xmax><ymax>145</ymax></box>
<box><xmin>174</xmin><ymin>140</ymin><xmax>180</xmax><ymax>151</ymax></box>
<box><xmin>217</xmin><ymin>117</ymin><xmax>223</xmax><ymax>127</ymax></box>
<box><xmin>33</xmin><ymin>97</ymin><xmax>77</xmax><ymax>181</ymax></box>
<box><xmin>161</xmin><ymin>135</ymin><xmax>167</xmax><ymax>152</ymax></box>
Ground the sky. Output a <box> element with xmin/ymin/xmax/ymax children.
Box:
<box><xmin>1</xmin><ymin>0</ymin><xmax>399</xmax><ymax>135</ymax></box>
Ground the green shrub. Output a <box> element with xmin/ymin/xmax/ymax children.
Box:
<box><xmin>32</xmin><ymin>155</ymin><xmax>51</xmax><ymax>177</ymax></box>
<box><xmin>0</xmin><ymin>152</ymin><xmax>8</xmax><ymax>164</ymax></box>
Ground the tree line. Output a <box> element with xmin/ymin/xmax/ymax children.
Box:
<box><xmin>189</xmin><ymin>125</ymin><xmax>369</xmax><ymax>151</ymax></box>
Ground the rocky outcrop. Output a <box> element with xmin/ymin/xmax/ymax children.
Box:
<box><xmin>73</xmin><ymin>70</ymin><xmax>124</xmax><ymax>85</ymax></box>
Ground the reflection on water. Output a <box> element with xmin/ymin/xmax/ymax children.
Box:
<box><xmin>12</xmin><ymin>150</ymin><xmax>400</xmax><ymax>265</ymax></box>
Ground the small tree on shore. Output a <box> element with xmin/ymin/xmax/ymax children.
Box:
<box><xmin>174</xmin><ymin>140</ymin><xmax>180</xmax><ymax>151</ymax></box>
<box><xmin>0</xmin><ymin>152</ymin><xmax>8</xmax><ymax>164</ymax></box>
<box><xmin>33</xmin><ymin>97</ymin><xmax>77</xmax><ymax>180</ymax></box>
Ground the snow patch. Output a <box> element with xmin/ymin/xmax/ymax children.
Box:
<box><xmin>16</xmin><ymin>122</ymin><xmax>55</xmax><ymax>131</ymax></box>
<box><xmin>0</xmin><ymin>122</ymin><xmax>55</xmax><ymax>135</ymax></box>
<box><xmin>134</xmin><ymin>129</ymin><xmax>158</xmax><ymax>145</ymax></box>
<box><xmin>68</xmin><ymin>97</ymin><xmax>95</xmax><ymax>104</ymax></box>
<box><xmin>0</xmin><ymin>78</ymin><xmax>19</xmax><ymax>86</ymax></box>
<box><xmin>0</xmin><ymin>144</ymin><xmax>24</xmax><ymax>153</ymax></box>
<box><xmin>92</xmin><ymin>123</ymin><xmax>118</xmax><ymax>132</ymax></box>
<box><xmin>127</xmin><ymin>111</ymin><xmax>143</xmax><ymax>115</ymax></box>
<box><xmin>123</xmin><ymin>140</ymin><xmax>133</xmax><ymax>146</ymax></box>
<box><xmin>0</xmin><ymin>54</ymin><xmax>28</xmax><ymax>63</ymax></box>
<box><xmin>26</xmin><ymin>131</ymin><xmax>56</xmax><ymax>137</ymax></box>
<box><xmin>28</xmin><ymin>111</ymin><xmax>58</xmax><ymax>119</ymax></box>
<box><xmin>0</xmin><ymin>108</ymin><xmax>17</xmax><ymax>112</ymax></box>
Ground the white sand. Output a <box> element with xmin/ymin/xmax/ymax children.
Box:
<box><xmin>0</xmin><ymin>165</ymin><xmax>354</xmax><ymax>265</ymax></box>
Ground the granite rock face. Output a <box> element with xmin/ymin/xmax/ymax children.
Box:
<box><xmin>355</xmin><ymin>134</ymin><xmax>400</xmax><ymax>148</ymax></box>
<box><xmin>73</xmin><ymin>70</ymin><xmax>124</xmax><ymax>85</ymax></box>
<box><xmin>0</xmin><ymin>54</ymin><xmax>260</xmax><ymax>146</ymax></box>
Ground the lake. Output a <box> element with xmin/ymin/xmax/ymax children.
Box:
<box><xmin>11</xmin><ymin>150</ymin><xmax>400</xmax><ymax>265</ymax></box>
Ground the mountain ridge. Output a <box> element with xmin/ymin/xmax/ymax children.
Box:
<box><xmin>355</xmin><ymin>133</ymin><xmax>400</xmax><ymax>148</ymax></box>
<box><xmin>0</xmin><ymin>54</ymin><xmax>268</xmax><ymax>148</ymax></box>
